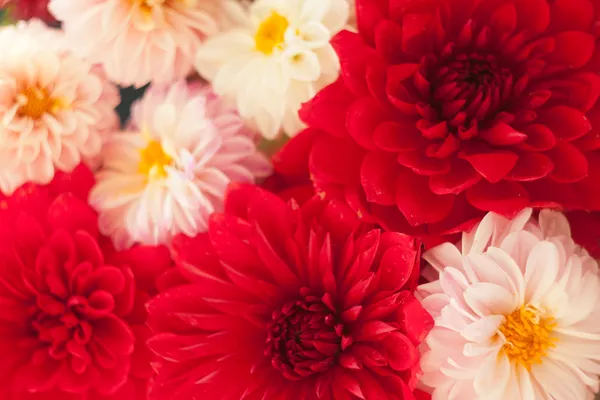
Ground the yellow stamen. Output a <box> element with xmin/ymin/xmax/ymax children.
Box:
<box><xmin>498</xmin><ymin>305</ymin><xmax>557</xmax><ymax>369</ymax></box>
<box><xmin>255</xmin><ymin>11</ymin><xmax>289</xmax><ymax>55</ymax></box>
<box><xmin>138</xmin><ymin>139</ymin><xmax>173</xmax><ymax>179</ymax></box>
<box><xmin>17</xmin><ymin>86</ymin><xmax>64</xmax><ymax>120</ymax></box>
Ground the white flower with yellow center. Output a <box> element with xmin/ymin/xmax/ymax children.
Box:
<box><xmin>0</xmin><ymin>20</ymin><xmax>119</xmax><ymax>195</ymax></box>
<box><xmin>195</xmin><ymin>0</ymin><xmax>349</xmax><ymax>139</ymax></box>
<box><xmin>418</xmin><ymin>208</ymin><xmax>600</xmax><ymax>400</ymax></box>
<box><xmin>90</xmin><ymin>81</ymin><xmax>271</xmax><ymax>249</ymax></box>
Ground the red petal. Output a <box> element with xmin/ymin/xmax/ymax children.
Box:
<box><xmin>513</xmin><ymin>0</ymin><xmax>550</xmax><ymax>35</ymax></box>
<box><xmin>366</xmin><ymin>62</ymin><xmax>390</xmax><ymax>105</ymax></box>
<box><xmin>310</xmin><ymin>135</ymin><xmax>365</xmax><ymax>184</ymax></box>
<box><xmin>462</xmin><ymin>151</ymin><xmax>519</xmax><ymax>183</ymax></box>
<box><xmin>548</xmin><ymin>0</ymin><xmax>595</xmax><ymax>33</ymax></box>
<box><xmin>84</xmin><ymin>266</ymin><xmax>126</xmax><ymax>296</ymax></box>
<box><xmin>386</xmin><ymin>64</ymin><xmax>420</xmax><ymax>115</ymax></box>
<box><xmin>425</xmin><ymin>134</ymin><xmax>460</xmax><ymax>158</ymax></box>
<box><xmin>382</xmin><ymin>331</ymin><xmax>419</xmax><ymax>371</ymax></box>
<box><xmin>539</xmin><ymin>106</ymin><xmax>592</xmax><ymax>141</ymax></box>
<box><xmin>272</xmin><ymin>128</ymin><xmax>318</xmax><ymax>179</ymax></box>
<box><xmin>429</xmin><ymin>160</ymin><xmax>481</xmax><ymax>194</ymax></box>
<box><xmin>356</xmin><ymin>0</ymin><xmax>388</xmax><ymax>45</ymax></box>
<box><xmin>347</xmin><ymin>98</ymin><xmax>390</xmax><ymax>150</ymax></box>
<box><xmin>548</xmin><ymin>142</ymin><xmax>589</xmax><ymax>183</ymax></box>
<box><xmin>373</xmin><ymin>120</ymin><xmax>425</xmax><ymax>151</ymax></box>
<box><xmin>49</xmin><ymin>164</ymin><xmax>95</xmax><ymax>201</ymax></box>
<box><xmin>299</xmin><ymin>79</ymin><xmax>354</xmax><ymax>137</ymax></box>
<box><xmin>397</xmin><ymin>295</ymin><xmax>434</xmax><ymax>345</ymax></box>
<box><xmin>401</xmin><ymin>12</ymin><xmax>437</xmax><ymax>55</ymax></box>
<box><xmin>417</xmin><ymin>120</ymin><xmax>448</xmax><ymax>140</ymax></box>
<box><xmin>378</xmin><ymin>245</ymin><xmax>416</xmax><ymax>290</ymax></box>
<box><xmin>110</xmin><ymin>244</ymin><xmax>171</xmax><ymax>292</ymax></box>
<box><xmin>518</xmin><ymin>124</ymin><xmax>557</xmax><ymax>151</ymax></box>
<box><xmin>466</xmin><ymin>181</ymin><xmax>529</xmax><ymax>216</ymax></box>
<box><xmin>208</xmin><ymin>214</ymin><xmax>263</xmax><ymax>274</ymax></box>
<box><xmin>47</xmin><ymin>194</ymin><xmax>99</xmax><ymax>238</ymax></box>
<box><xmin>480</xmin><ymin>122</ymin><xmax>527</xmax><ymax>146</ymax></box>
<box><xmin>395</xmin><ymin>168</ymin><xmax>455</xmax><ymax>225</ymax></box>
<box><xmin>332</xmin><ymin>31</ymin><xmax>372</xmax><ymax>96</ymax></box>
<box><xmin>506</xmin><ymin>153</ymin><xmax>554</xmax><ymax>181</ymax></box>
<box><xmin>93</xmin><ymin>315</ymin><xmax>135</xmax><ymax>356</ymax></box>
<box><xmin>360</xmin><ymin>152</ymin><xmax>398</xmax><ymax>205</ymax></box>
<box><xmin>546</xmin><ymin>31</ymin><xmax>595</xmax><ymax>68</ymax></box>
<box><xmin>355</xmin><ymin>320</ymin><xmax>397</xmax><ymax>340</ymax></box>
<box><xmin>374</xmin><ymin>19</ymin><xmax>405</xmax><ymax>64</ymax></box>
<box><xmin>396</xmin><ymin>151</ymin><xmax>451</xmax><ymax>175</ymax></box>
<box><xmin>489</xmin><ymin>3</ymin><xmax>517</xmax><ymax>36</ymax></box>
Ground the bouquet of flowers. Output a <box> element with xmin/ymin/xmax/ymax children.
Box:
<box><xmin>0</xmin><ymin>0</ymin><xmax>599</xmax><ymax>399</ymax></box>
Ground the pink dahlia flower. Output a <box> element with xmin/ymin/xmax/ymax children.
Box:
<box><xmin>0</xmin><ymin>20</ymin><xmax>119</xmax><ymax>195</ymax></box>
<box><xmin>419</xmin><ymin>208</ymin><xmax>600</xmax><ymax>400</ymax></box>
<box><xmin>90</xmin><ymin>81</ymin><xmax>271</xmax><ymax>249</ymax></box>
<box><xmin>49</xmin><ymin>0</ymin><xmax>221</xmax><ymax>87</ymax></box>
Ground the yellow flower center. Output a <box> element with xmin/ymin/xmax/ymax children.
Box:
<box><xmin>138</xmin><ymin>139</ymin><xmax>173</xmax><ymax>179</ymax></box>
<box><xmin>255</xmin><ymin>11</ymin><xmax>289</xmax><ymax>55</ymax></box>
<box><xmin>498</xmin><ymin>306</ymin><xmax>558</xmax><ymax>369</ymax></box>
<box><xmin>17</xmin><ymin>86</ymin><xmax>63</xmax><ymax>120</ymax></box>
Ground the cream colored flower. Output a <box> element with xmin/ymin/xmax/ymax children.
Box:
<box><xmin>195</xmin><ymin>0</ymin><xmax>349</xmax><ymax>139</ymax></box>
<box><xmin>0</xmin><ymin>20</ymin><xmax>119</xmax><ymax>194</ymax></box>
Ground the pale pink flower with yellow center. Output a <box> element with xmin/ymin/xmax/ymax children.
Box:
<box><xmin>49</xmin><ymin>0</ymin><xmax>222</xmax><ymax>87</ymax></box>
<box><xmin>418</xmin><ymin>208</ymin><xmax>600</xmax><ymax>400</ymax></box>
<box><xmin>0</xmin><ymin>20</ymin><xmax>119</xmax><ymax>195</ymax></box>
<box><xmin>90</xmin><ymin>81</ymin><xmax>272</xmax><ymax>250</ymax></box>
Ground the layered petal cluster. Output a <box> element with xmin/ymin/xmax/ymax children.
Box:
<box><xmin>90</xmin><ymin>81</ymin><xmax>271</xmax><ymax>250</ymax></box>
<box><xmin>419</xmin><ymin>208</ymin><xmax>600</xmax><ymax>400</ymax></box>
<box><xmin>0</xmin><ymin>20</ymin><xmax>119</xmax><ymax>195</ymax></box>
<box><xmin>147</xmin><ymin>184</ymin><xmax>433</xmax><ymax>399</ymax></box>
<box><xmin>195</xmin><ymin>0</ymin><xmax>349</xmax><ymax>138</ymax></box>
<box><xmin>281</xmin><ymin>0</ymin><xmax>600</xmax><ymax>236</ymax></box>
<box><xmin>49</xmin><ymin>0</ymin><xmax>221</xmax><ymax>87</ymax></box>
<box><xmin>0</xmin><ymin>164</ymin><xmax>172</xmax><ymax>399</ymax></box>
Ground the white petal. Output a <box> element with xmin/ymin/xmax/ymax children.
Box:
<box><xmin>423</xmin><ymin>242</ymin><xmax>464</xmax><ymax>274</ymax></box>
<box><xmin>539</xmin><ymin>209</ymin><xmax>571</xmax><ymax>239</ymax></box>
<box><xmin>531</xmin><ymin>358</ymin><xmax>586</xmax><ymax>400</ymax></box>
<box><xmin>464</xmin><ymin>282</ymin><xmax>516</xmax><ymax>317</ymax></box>
<box><xmin>284</xmin><ymin>49</ymin><xmax>321</xmax><ymax>82</ymax></box>
<box><xmin>524</xmin><ymin>241</ymin><xmax>559</xmax><ymax>305</ymax></box>
<box><xmin>461</xmin><ymin>315</ymin><xmax>504</xmax><ymax>342</ymax></box>
<box><xmin>500</xmin><ymin>230</ymin><xmax>540</xmax><ymax>274</ymax></box>
<box><xmin>517</xmin><ymin>364</ymin><xmax>536</xmax><ymax>400</ymax></box>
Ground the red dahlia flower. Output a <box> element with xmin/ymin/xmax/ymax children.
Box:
<box><xmin>147</xmin><ymin>184</ymin><xmax>433</xmax><ymax>399</ymax></box>
<box><xmin>282</xmin><ymin>0</ymin><xmax>600</xmax><ymax>236</ymax></box>
<box><xmin>0</xmin><ymin>165</ymin><xmax>172</xmax><ymax>399</ymax></box>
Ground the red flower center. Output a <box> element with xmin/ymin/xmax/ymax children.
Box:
<box><xmin>430</xmin><ymin>52</ymin><xmax>511</xmax><ymax>131</ymax></box>
<box><xmin>265</xmin><ymin>288</ymin><xmax>350</xmax><ymax>380</ymax></box>
<box><xmin>32</xmin><ymin>295</ymin><xmax>95</xmax><ymax>372</ymax></box>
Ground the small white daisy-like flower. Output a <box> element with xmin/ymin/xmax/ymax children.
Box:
<box><xmin>90</xmin><ymin>81</ymin><xmax>272</xmax><ymax>250</ymax></box>
<box><xmin>0</xmin><ymin>19</ymin><xmax>119</xmax><ymax>195</ymax></box>
<box><xmin>418</xmin><ymin>208</ymin><xmax>600</xmax><ymax>400</ymax></box>
<box><xmin>195</xmin><ymin>0</ymin><xmax>349</xmax><ymax>139</ymax></box>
